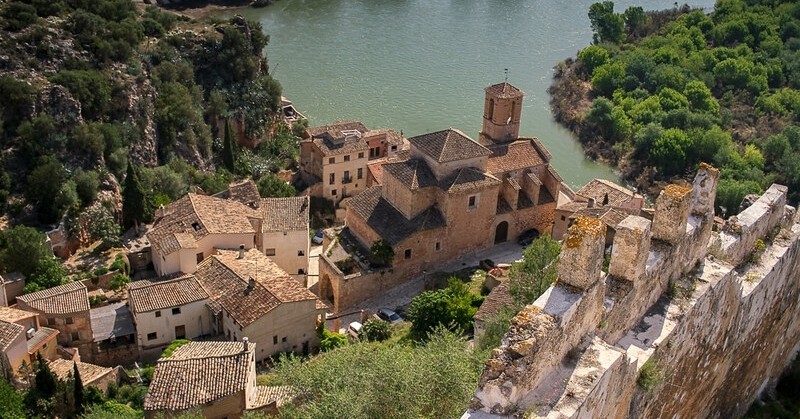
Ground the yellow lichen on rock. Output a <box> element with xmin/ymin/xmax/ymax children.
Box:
<box><xmin>565</xmin><ymin>216</ymin><xmax>605</xmax><ymax>249</ymax></box>
<box><xmin>663</xmin><ymin>184</ymin><xmax>692</xmax><ymax>200</ymax></box>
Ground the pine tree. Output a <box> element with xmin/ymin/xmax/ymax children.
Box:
<box><xmin>34</xmin><ymin>352</ymin><xmax>56</xmax><ymax>398</ymax></box>
<box><xmin>72</xmin><ymin>362</ymin><xmax>84</xmax><ymax>415</ymax></box>
<box><xmin>122</xmin><ymin>163</ymin><xmax>149</xmax><ymax>229</ymax></box>
<box><xmin>222</xmin><ymin>118</ymin><xmax>236</xmax><ymax>172</ymax></box>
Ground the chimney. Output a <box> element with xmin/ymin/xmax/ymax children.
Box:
<box><xmin>238</xmin><ymin>244</ymin><xmax>245</xmax><ymax>259</ymax></box>
<box><xmin>587</xmin><ymin>198</ymin><xmax>595</xmax><ymax>208</ymax></box>
<box><xmin>243</xmin><ymin>337</ymin><xmax>249</xmax><ymax>352</ymax></box>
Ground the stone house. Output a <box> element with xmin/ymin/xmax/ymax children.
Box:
<box><xmin>552</xmin><ymin>178</ymin><xmax>646</xmax><ymax>241</ymax></box>
<box><xmin>147</xmin><ymin>181</ymin><xmax>310</xmax><ymax>283</ymax></box>
<box><xmin>318</xmin><ymin>82</ymin><xmax>569</xmax><ymax>312</ymax></box>
<box><xmin>0</xmin><ymin>272</ymin><xmax>25</xmax><ymax>306</ymax></box>
<box><xmin>299</xmin><ymin>121</ymin><xmax>406</xmax><ymax>205</ymax></box>
<box><xmin>16</xmin><ymin>282</ymin><xmax>93</xmax><ymax>358</ymax></box>
<box><xmin>193</xmin><ymin>249</ymin><xmax>326</xmax><ymax>362</ymax></box>
<box><xmin>144</xmin><ymin>340</ymin><xmax>297</xmax><ymax>418</ymax></box>
<box><xmin>0</xmin><ymin>306</ymin><xmax>59</xmax><ymax>379</ymax></box>
<box><xmin>127</xmin><ymin>275</ymin><xmax>213</xmax><ymax>360</ymax></box>
<box><xmin>49</xmin><ymin>358</ymin><xmax>119</xmax><ymax>393</ymax></box>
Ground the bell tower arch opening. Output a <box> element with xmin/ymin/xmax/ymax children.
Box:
<box><xmin>480</xmin><ymin>82</ymin><xmax>525</xmax><ymax>145</ymax></box>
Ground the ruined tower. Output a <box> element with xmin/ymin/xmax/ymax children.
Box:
<box><xmin>479</xmin><ymin>82</ymin><xmax>524</xmax><ymax>145</ymax></box>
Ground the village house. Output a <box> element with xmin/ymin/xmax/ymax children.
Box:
<box><xmin>49</xmin><ymin>358</ymin><xmax>119</xmax><ymax>393</ymax></box>
<box><xmin>16</xmin><ymin>282</ymin><xmax>93</xmax><ymax>358</ymax></box>
<box><xmin>193</xmin><ymin>249</ymin><xmax>326</xmax><ymax>362</ymax></box>
<box><xmin>317</xmin><ymin>82</ymin><xmax>570</xmax><ymax>312</ymax></box>
<box><xmin>552</xmin><ymin>178</ymin><xmax>646</xmax><ymax>242</ymax></box>
<box><xmin>0</xmin><ymin>272</ymin><xmax>25</xmax><ymax>306</ymax></box>
<box><xmin>0</xmin><ymin>306</ymin><xmax>59</xmax><ymax>379</ymax></box>
<box><xmin>146</xmin><ymin>181</ymin><xmax>310</xmax><ymax>282</ymax></box>
<box><xmin>144</xmin><ymin>340</ymin><xmax>297</xmax><ymax>418</ymax></box>
<box><xmin>299</xmin><ymin>121</ymin><xmax>407</xmax><ymax>205</ymax></box>
<box><xmin>127</xmin><ymin>275</ymin><xmax>212</xmax><ymax>360</ymax></box>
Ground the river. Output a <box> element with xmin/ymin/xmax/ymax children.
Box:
<box><xmin>235</xmin><ymin>0</ymin><xmax>715</xmax><ymax>189</ymax></box>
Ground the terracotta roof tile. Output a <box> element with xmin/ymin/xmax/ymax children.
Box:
<box><xmin>440</xmin><ymin>167</ymin><xmax>501</xmax><ymax>194</ymax></box>
<box><xmin>485</xmin><ymin>82</ymin><xmax>524</xmax><ymax>98</ymax></box>
<box><xmin>128</xmin><ymin>276</ymin><xmax>209</xmax><ymax>314</ymax></box>
<box><xmin>194</xmin><ymin>250</ymin><xmax>319</xmax><ymax>327</ymax></box>
<box><xmin>261</xmin><ymin>196</ymin><xmax>309</xmax><ymax>232</ymax></box>
<box><xmin>144</xmin><ymin>341</ymin><xmax>252</xmax><ymax>411</ymax></box>
<box><xmin>408</xmin><ymin>129</ymin><xmax>491</xmax><ymax>163</ymax></box>
<box><xmin>487</xmin><ymin>139</ymin><xmax>548</xmax><ymax>174</ymax></box>
<box><xmin>26</xmin><ymin>327</ymin><xmax>58</xmax><ymax>352</ymax></box>
<box><xmin>576</xmin><ymin>179</ymin><xmax>639</xmax><ymax>207</ymax></box>
<box><xmin>0</xmin><ymin>320</ymin><xmax>24</xmax><ymax>350</ymax></box>
<box><xmin>17</xmin><ymin>282</ymin><xmax>89</xmax><ymax>314</ymax></box>
<box><xmin>50</xmin><ymin>359</ymin><xmax>113</xmax><ymax>386</ymax></box>
<box><xmin>474</xmin><ymin>281</ymin><xmax>514</xmax><ymax>321</ymax></box>
<box><xmin>253</xmin><ymin>385</ymin><xmax>299</xmax><ymax>408</ymax></box>
<box><xmin>213</xmin><ymin>180</ymin><xmax>262</xmax><ymax>208</ymax></box>
<box><xmin>307</xmin><ymin>120</ymin><xmax>369</xmax><ymax>156</ymax></box>
<box><xmin>347</xmin><ymin>187</ymin><xmax>447</xmax><ymax>245</ymax></box>
<box><xmin>382</xmin><ymin>159</ymin><xmax>438</xmax><ymax>190</ymax></box>
<box><xmin>0</xmin><ymin>306</ymin><xmax>37</xmax><ymax>323</ymax></box>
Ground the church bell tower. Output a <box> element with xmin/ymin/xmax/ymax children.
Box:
<box><xmin>479</xmin><ymin>82</ymin><xmax>524</xmax><ymax>145</ymax></box>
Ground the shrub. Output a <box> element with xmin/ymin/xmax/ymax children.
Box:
<box><xmin>92</xmin><ymin>267</ymin><xmax>109</xmax><ymax>276</ymax></box>
<box><xmin>637</xmin><ymin>357</ymin><xmax>663</xmax><ymax>391</ymax></box>
<box><xmin>359</xmin><ymin>319</ymin><xmax>391</xmax><ymax>342</ymax></box>
<box><xmin>161</xmin><ymin>339</ymin><xmax>190</xmax><ymax>358</ymax></box>
<box><xmin>109</xmin><ymin>274</ymin><xmax>129</xmax><ymax>291</ymax></box>
<box><xmin>369</xmin><ymin>239</ymin><xmax>394</xmax><ymax>268</ymax></box>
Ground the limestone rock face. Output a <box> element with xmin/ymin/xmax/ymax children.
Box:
<box><xmin>35</xmin><ymin>84</ymin><xmax>83</xmax><ymax>128</ymax></box>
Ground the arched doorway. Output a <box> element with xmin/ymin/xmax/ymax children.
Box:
<box><xmin>494</xmin><ymin>221</ymin><xmax>509</xmax><ymax>244</ymax></box>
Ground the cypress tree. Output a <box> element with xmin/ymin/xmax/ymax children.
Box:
<box><xmin>122</xmin><ymin>163</ymin><xmax>148</xmax><ymax>229</ymax></box>
<box><xmin>223</xmin><ymin>118</ymin><xmax>236</xmax><ymax>172</ymax></box>
<box><xmin>34</xmin><ymin>352</ymin><xmax>56</xmax><ymax>398</ymax></box>
<box><xmin>72</xmin><ymin>362</ymin><xmax>84</xmax><ymax>415</ymax></box>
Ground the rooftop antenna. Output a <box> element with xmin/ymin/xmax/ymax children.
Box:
<box><xmin>504</xmin><ymin>68</ymin><xmax>509</xmax><ymax>84</ymax></box>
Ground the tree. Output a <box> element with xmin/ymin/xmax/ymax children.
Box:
<box><xmin>122</xmin><ymin>163</ymin><xmax>150</xmax><ymax>229</ymax></box>
<box><xmin>319</xmin><ymin>328</ymin><xmax>347</xmax><ymax>351</ymax></box>
<box><xmin>588</xmin><ymin>1</ymin><xmax>625</xmax><ymax>44</ymax></box>
<box><xmin>50</xmin><ymin>70</ymin><xmax>112</xmax><ymax>120</ymax></box>
<box><xmin>257</xmin><ymin>173</ymin><xmax>295</xmax><ymax>198</ymax></box>
<box><xmin>359</xmin><ymin>319</ymin><xmax>391</xmax><ymax>342</ymax></box>
<box><xmin>34</xmin><ymin>352</ymin><xmax>57</xmax><ymax>398</ymax></box>
<box><xmin>86</xmin><ymin>206</ymin><xmax>121</xmax><ymax>249</ymax></box>
<box><xmin>369</xmin><ymin>239</ymin><xmax>394</xmax><ymax>268</ymax></box>
<box><xmin>508</xmin><ymin>235</ymin><xmax>561</xmax><ymax>306</ymax></box>
<box><xmin>591</xmin><ymin>61</ymin><xmax>626</xmax><ymax>96</ymax></box>
<box><xmin>72</xmin><ymin>169</ymin><xmax>100</xmax><ymax>207</ymax></box>
<box><xmin>26</xmin><ymin>156</ymin><xmax>68</xmax><ymax>223</ymax></box>
<box><xmin>73</xmin><ymin>362</ymin><xmax>84</xmax><ymax>416</ymax></box>
<box><xmin>650</xmin><ymin>128</ymin><xmax>693</xmax><ymax>175</ymax></box>
<box><xmin>0</xmin><ymin>226</ymin><xmax>51</xmax><ymax>276</ymax></box>
<box><xmin>0</xmin><ymin>377</ymin><xmax>25</xmax><ymax>419</ymax></box>
<box><xmin>578</xmin><ymin>45</ymin><xmax>610</xmax><ymax>76</ymax></box>
<box><xmin>622</xmin><ymin>6</ymin><xmax>646</xmax><ymax>35</ymax></box>
<box><xmin>223</xmin><ymin>119</ymin><xmax>236</xmax><ymax>172</ymax></box>
<box><xmin>407</xmin><ymin>279</ymin><xmax>478</xmax><ymax>341</ymax></box>
<box><xmin>24</xmin><ymin>257</ymin><xmax>66</xmax><ymax>293</ymax></box>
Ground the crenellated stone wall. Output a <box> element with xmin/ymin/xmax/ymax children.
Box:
<box><xmin>466</xmin><ymin>165</ymin><xmax>800</xmax><ymax>419</ymax></box>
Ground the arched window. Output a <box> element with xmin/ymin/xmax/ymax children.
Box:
<box><xmin>509</xmin><ymin>101</ymin><xmax>516</xmax><ymax>124</ymax></box>
<box><xmin>488</xmin><ymin>99</ymin><xmax>495</xmax><ymax>120</ymax></box>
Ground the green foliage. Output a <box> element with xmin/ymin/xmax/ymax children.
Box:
<box><xmin>109</xmin><ymin>273</ymin><xmax>130</xmax><ymax>291</ymax></box>
<box><xmin>81</xmin><ymin>400</ymin><xmax>141</xmax><ymax>419</ymax></box>
<box><xmin>588</xmin><ymin>1</ymin><xmax>625</xmax><ymax>44</ymax></box>
<box><xmin>578</xmin><ymin>45</ymin><xmax>609</xmax><ymax>75</ymax></box>
<box><xmin>407</xmin><ymin>279</ymin><xmax>480</xmax><ymax>341</ymax></box>
<box><xmin>222</xmin><ymin>119</ymin><xmax>236</xmax><ymax>172</ymax></box>
<box><xmin>0</xmin><ymin>76</ymin><xmax>34</xmax><ymax>137</ymax></box>
<box><xmin>637</xmin><ymin>357</ymin><xmax>664</xmax><ymax>391</ymax></box>
<box><xmin>0</xmin><ymin>377</ymin><xmax>25</xmax><ymax>419</ymax></box>
<box><xmin>122</xmin><ymin>163</ymin><xmax>151</xmax><ymax>228</ymax></box>
<box><xmin>476</xmin><ymin>306</ymin><xmax>517</xmax><ymax>352</ymax></box>
<box><xmin>745</xmin><ymin>353</ymin><xmax>800</xmax><ymax>418</ymax></box>
<box><xmin>319</xmin><ymin>328</ymin><xmax>348</xmax><ymax>351</ymax></box>
<box><xmin>26</xmin><ymin>155</ymin><xmax>68</xmax><ymax>223</ymax></box>
<box><xmin>73</xmin><ymin>362</ymin><xmax>84</xmax><ymax>416</ymax></box>
<box><xmin>85</xmin><ymin>206</ymin><xmax>121</xmax><ymax>248</ymax></box>
<box><xmin>269</xmin><ymin>329</ymin><xmax>482</xmax><ymax>419</ymax></box>
<box><xmin>109</xmin><ymin>254</ymin><xmax>126</xmax><ymax>273</ymax></box>
<box><xmin>2</xmin><ymin>2</ymin><xmax>38</xmax><ymax>31</ymax></box>
<box><xmin>72</xmin><ymin>169</ymin><xmax>100</xmax><ymax>206</ymax></box>
<box><xmin>161</xmin><ymin>339</ymin><xmax>190</xmax><ymax>358</ymax></box>
<box><xmin>509</xmin><ymin>235</ymin><xmax>562</xmax><ymax>306</ymax></box>
<box><xmin>0</xmin><ymin>225</ymin><xmax>51</xmax><ymax>276</ymax></box>
<box><xmin>369</xmin><ymin>239</ymin><xmax>394</xmax><ymax>268</ymax></box>
<box><xmin>359</xmin><ymin>318</ymin><xmax>391</xmax><ymax>342</ymax></box>
<box><xmin>50</xmin><ymin>70</ymin><xmax>112</xmax><ymax>120</ymax></box>
<box><xmin>23</xmin><ymin>257</ymin><xmax>66</xmax><ymax>293</ymax></box>
<box><xmin>256</xmin><ymin>173</ymin><xmax>295</xmax><ymax>198</ymax></box>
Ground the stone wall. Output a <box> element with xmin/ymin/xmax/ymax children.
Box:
<box><xmin>466</xmin><ymin>166</ymin><xmax>800</xmax><ymax>418</ymax></box>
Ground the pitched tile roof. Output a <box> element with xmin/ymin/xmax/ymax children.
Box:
<box><xmin>90</xmin><ymin>302</ymin><xmax>136</xmax><ymax>342</ymax></box>
<box><xmin>128</xmin><ymin>275</ymin><xmax>209</xmax><ymax>314</ymax></box>
<box><xmin>474</xmin><ymin>281</ymin><xmax>514</xmax><ymax>321</ymax></box>
<box><xmin>212</xmin><ymin>180</ymin><xmax>262</xmax><ymax>208</ymax></box>
<box><xmin>26</xmin><ymin>327</ymin><xmax>58</xmax><ymax>353</ymax></box>
<box><xmin>408</xmin><ymin>129</ymin><xmax>491</xmax><ymax>163</ymax></box>
<box><xmin>17</xmin><ymin>282</ymin><xmax>90</xmax><ymax>314</ymax></box>
<box><xmin>0</xmin><ymin>306</ymin><xmax>37</xmax><ymax>323</ymax></box>
<box><xmin>144</xmin><ymin>341</ymin><xmax>253</xmax><ymax>411</ymax></box>
<box><xmin>194</xmin><ymin>250</ymin><xmax>319</xmax><ymax>327</ymax></box>
<box><xmin>307</xmin><ymin>120</ymin><xmax>369</xmax><ymax>156</ymax></box>
<box><xmin>347</xmin><ymin>187</ymin><xmax>447</xmax><ymax>245</ymax></box>
<box><xmin>0</xmin><ymin>320</ymin><xmax>24</xmax><ymax>350</ymax></box>
<box><xmin>253</xmin><ymin>385</ymin><xmax>299</xmax><ymax>409</ymax></box>
<box><xmin>148</xmin><ymin>194</ymin><xmax>260</xmax><ymax>256</ymax></box>
<box><xmin>50</xmin><ymin>359</ymin><xmax>113</xmax><ymax>386</ymax></box>
<box><xmin>382</xmin><ymin>159</ymin><xmax>438</xmax><ymax>190</ymax></box>
<box><xmin>261</xmin><ymin>196</ymin><xmax>309</xmax><ymax>232</ymax></box>
<box><xmin>485</xmin><ymin>82</ymin><xmax>524</xmax><ymax>99</ymax></box>
<box><xmin>486</xmin><ymin>139</ymin><xmax>549</xmax><ymax>174</ymax></box>
<box><xmin>576</xmin><ymin>179</ymin><xmax>640</xmax><ymax>207</ymax></box>
<box><xmin>440</xmin><ymin>167</ymin><xmax>501</xmax><ymax>194</ymax></box>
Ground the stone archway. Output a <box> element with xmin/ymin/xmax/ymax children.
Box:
<box><xmin>494</xmin><ymin>221</ymin><xmax>509</xmax><ymax>244</ymax></box>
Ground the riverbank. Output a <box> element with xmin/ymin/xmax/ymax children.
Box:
<box><xmin>144</xmin><ymin>0</ymin><xmax>250</xmax><ymax>20</ymax></box>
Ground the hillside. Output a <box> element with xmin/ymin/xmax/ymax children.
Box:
<box><xmin>0</xmin><ymin>0</ymin><xmax>296</xmax><ymax>234</ymax></box>
<box><xmin>550</xmin><ymin>0</ymin><xmax>800</xmax><ymax>214</ymax></box>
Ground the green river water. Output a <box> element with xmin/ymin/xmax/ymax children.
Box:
<box><xmin>234</xmin><ymin>0</ymin><xmax>715</xmax><ymax>189</ymax></box>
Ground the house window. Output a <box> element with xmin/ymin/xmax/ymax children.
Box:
<box><xmin>71</xmin><ymin>332</ymin><xmax>79</xmax><ymax>341</ymax></box>
<box><xmin>357</xmin><ymin>168</ymin><xmax>363</xmax><ymax>179</ymax></box>
<box><xmin>404</xmin><ymin>249</ymin><xmax>412</xmax><ymax>259</ymax></box>
<box><xmin>344</xmin><ymin>155</ymin><xmax>350</xmax><ymax>162</ymax></box>
<box><xmin>343</xmin><ymin>170</ymin><xmax>350</xmax><ymax>183</ymax></box>
<box><xmin>265</xmin><ymin>248</ymin><xmax>276</xmax><ymax>256</ymax></box>
<box><xmin>66</xmin><ymin>317</ymin><xmax>74</xmax><ymax>325</ymax></box>
<box><xmin>298</xmin><ymin>269</ymin><xmax>305</xmax><ymax>274</ymax></box>
<box><xmin>329</xmin><ymin>173</ymin><xmax>335</xmax><ymax>185</ymax></box>
<box><xmin>561</xmin><ymin>215</ymin><xmax>566</xmax><ymax>221</ymax></box>
<box><xmin>273</xmin><ymin>335</ymin><xmax>278</xmax><ymax>345</ymax></box>
<box><xmin>47</xmin><ymin>318</ymin><xmax>55</xmax><ymax>326</ymax></box>
<box><xmin>468</xmin><ymin>195</ymin><xmax>477</xmax><ymax>209</ymax></box>
<box><xmin>358</xmin><ymin>152</ymin><xmax>365</xmax><ymax>159</ymax></box>
<box><xmin>328</xmin><ymin>157</ymin><xmax>335</xmax><ymax>164</ymax></box>
<box><xmin>391</xmin><ymin>145</ymin><xmax>397</xmax><ymax>151</ymax></box>
<box><xmin>196</xmin><ymin>252</ymin><xmax>204</xmax><ymax>263</ymax></box>
<box><xmin>175</xmin><ymin>325</ymin><xmax>186</xmax><ymax>340</ymax></box>
<box><xmin>435</xmin><ymin>242</ymin><xmax>441</xmax><ymax>251</ymax></box>
<box><xmin>332</xmin><ymin>189</ymin><xmax>337</xmax><ymax>196</ymax></box>
<box><xmin>155</xmin><ymin>311</ymin><xmax>161</xmax><ymax>318</ymax></box>
<box><xmin>172</xmin><ymin>307</ymin><xmax>181</xmax><ymax>315</ymax></box>
<box><xmin>282</xmin><ymin>337</ymin><xmax>287</xmax><ymax>343</ymax></box>
<box><xmin>298</xmin><ymin>250</ymin><xmax>305</xmax><ymax>256</ymax></box>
